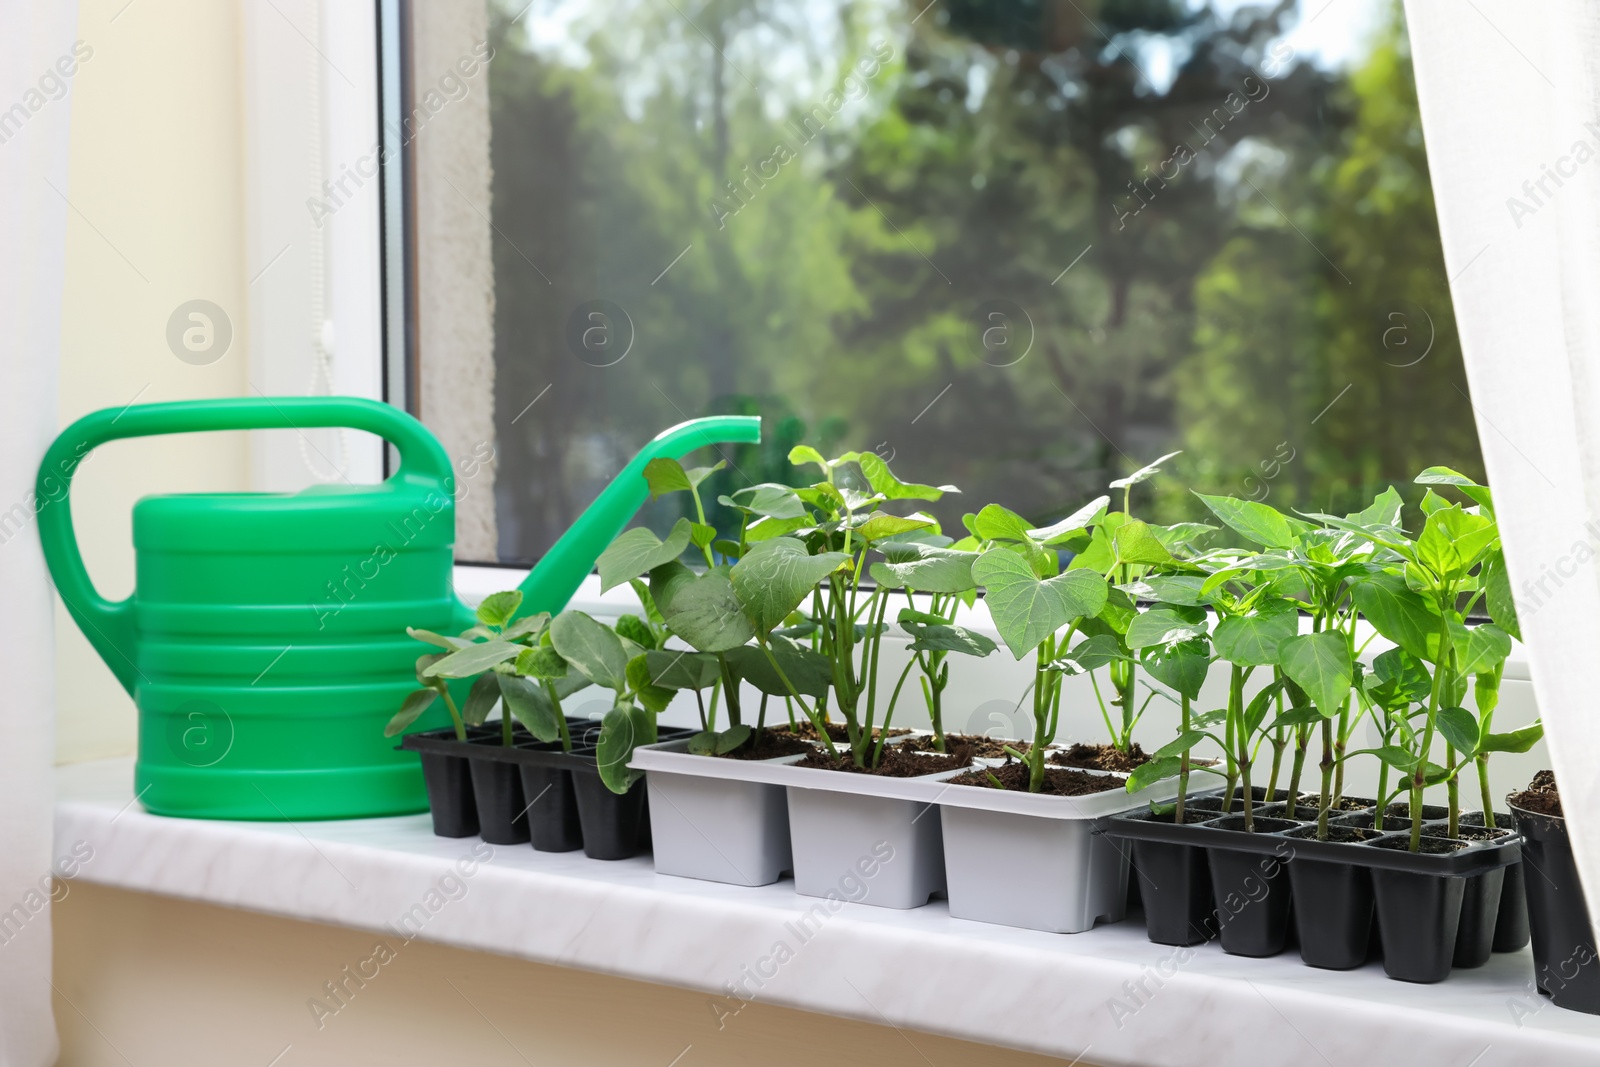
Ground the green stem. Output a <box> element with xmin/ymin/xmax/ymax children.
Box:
<box><xmin>1316</xmin><ymin>718</ymin><xmax>1334</xmax><ymax>841</ymax></box>
<box><xmin>1285</xmin><ymin>723</ymin><xmax>1309</xmax><ymax>805</ymax></box>
<box><xmin>1233</xmin><ymin>665</ymin><xmax>1254</xmax><ymax>832</ymax></box>
<box><xmin>873</xmin><ymin>656</ymin><xmax>919</xmax><ymax>769</ymax></box>
<box><xmin>718</xmin><ymin>653</ymin><xmax>742</xmax><ymax>728</ymax></box>
<box><xmin>760</xmin><ymin>639</ymin><xmax>837</xmax><ymax>759</ymax></box>
<box><xmin>437</xmin><ymin>684</ymin><xmax>466</xmax><ymax>742</ymax></box>
<box><xmin>545</xmin><ymin>681</ymin><xmax>572</xmax><ymax>753</ymax></box>
<box><xmin>1446</xmin><ymin>746</ymin><xmax>1460</xmax><ymax>838</ymax></box>
<box><xmin>1175</xmin><ymin>693</ymin><xmax>1192</xmax><ymax>823</ymax></box>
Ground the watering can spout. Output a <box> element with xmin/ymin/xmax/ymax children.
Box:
<box><xmin>511</xmin><ymin>415</ymin><xmax>761</xmax><ymax>616</ymax></box>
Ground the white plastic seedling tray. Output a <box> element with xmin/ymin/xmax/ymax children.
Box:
<box><xmin>633</xmin><ymin>736</ymin><xmax>963</xmax><ymax>906</ymax></box>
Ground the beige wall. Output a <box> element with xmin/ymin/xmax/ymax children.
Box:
<box><xmin>54</xmin><ymin>883</ymin><xmax>1074</xmax><ymax>1067</ymax></box>
<box><xmin>55</xmin><ymin>0</ymin><xmax>252</xmax><ymax>765</ymax></box>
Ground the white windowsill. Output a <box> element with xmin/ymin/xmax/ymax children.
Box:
<box><xmin>56</xmin><ymin>755</ymin><xmax>1600</xmax><ymax>1067</ymax></box>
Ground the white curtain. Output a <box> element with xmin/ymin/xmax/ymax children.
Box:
<box><xmin>0</xmin><ymin>1</ymin><xmax>77</xmax><ymax>1064</ymax></box>
<box><xmin>1406</xmin><ymin>0</ymin><xmax>1600</xmax><ymax>924</ymax></box>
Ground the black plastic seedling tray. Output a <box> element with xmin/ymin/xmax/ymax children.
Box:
<box><xmin>1105</xmin><ymin>804</ymin><xmax>1520</xmax><ymax>877</ymax></box>
<box><xmin>1106</xmin><ymin>797</ymin><xmax>1522</xmax><ymax>983</ymax></box>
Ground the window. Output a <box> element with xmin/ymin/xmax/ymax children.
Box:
<box><xmin>391</xmin><ymin>0</ymin><xmax>1480</xmax><ymax>565</ymax></box>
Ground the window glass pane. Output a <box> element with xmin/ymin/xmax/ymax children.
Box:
<box><xmin>440</xmin><ymin>0</ymin><xmax>1479</xmax><ymax>563</ymax></box>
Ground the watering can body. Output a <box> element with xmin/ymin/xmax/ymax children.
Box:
<box><xmin>38</xmin><ymin>396</ymin><xmax>759</xmax><ymax>820</ymax></box>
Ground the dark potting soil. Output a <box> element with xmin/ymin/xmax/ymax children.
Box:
<box><xmin>715</xmin><ymin>730</ymin><xmax>814</xmax><ymax>761</ymax></box>
<box><xmin>1144</xmin><ymin>807</ymin><xmax>1218</xmax><ymax>826</ymax></box>
<box><xmin>1449</xmin><ymin>825</ymin><xmax>1513</xmax><ymax>842</ymax></box>
<box><xmin>948</xmin><ymin>761</ymin><xmax>1127</xmax><ymax>796</ymax></box>
<box><xmin>1209</xmin><ymin>814</ymin><xmax>1299</xmax><ymax>835</ymax></box>
<box><xmin>776</xmin><ymin>721</ymin><xmax>913</xmax><ymax>743</ymax></box>
<box><xmin>1510</xmin><ymin>769</ymin><xmax>1562</xmax><ymax>818</ymax></box>
<box><xmin>896</xmin><ymin>733</ymin><xmax>1030</xmax><ymax>759</ymax></box>
<box><xmin>1319</xmin><ymin>795</ymin><xmax>1374</xmax><ymax>812</ymax></box>
<box><xmin>1371</xmin><ymin>835</ymin><xmax>1467</xmax><ymax>856</ymax></box>
<box><xmin>795</xmin><ymin>740</ymin><xmax>972</xmax><ymax>777</ymax></box>
<box><xmin>1050</xmin><ymin>742</ymin><xmax>1150</xmax><ymax>773</ymax></box>
<box><xmin>1285</xmin><ymin>825</ymin><xmax>1381</xmax><ymax>844</ymax></box>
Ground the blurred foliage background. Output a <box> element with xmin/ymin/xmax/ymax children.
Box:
<box><xmin>472</xmin><ymin>0</ymin><xmax>1478</xmax><ymax>563</ymax></box>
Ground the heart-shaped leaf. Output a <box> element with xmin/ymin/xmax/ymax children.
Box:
<box><xmin>724</xmin><ymin>483</ymin><xmax>808</xmax><ymax>520</ymax></box>
<box><xmin>972</xmin><ymin>503</ymin><xmax>1035</xmax><ymax>543</ymax></box>
<box><xmin>869</xmin><ymin>546</ymin><xmax>979</xmax><ymax>593</ymax></box>
<box><xmin>1125</xmin><ymin>608</ymin><xmax>1208</xmax><ymax>650</ymax></box>
<box><xmin>853</xmin><ymin>513</ymin><xmax>935</xmax><ymax>544</ymax></box>
<box><xmin>650</xmin><ymin>562</ymin><xmax>757</xmax><ymax>652</ymax></box>
<box><xmin>1140</xmin><ymin>639</ymin><xmax>1212</xmax><ymax>700</ymax></box>
<box><xmin>730</xmin><ymin>538</ymin><xmax>850</xmax><ymax>635</ymax></box>
<box><xmin>1112</xmin><ymin>520</ymin><xmax>1174</xmax><ymax>566</ymax></box>
<box><xmin>597</xmin><ymin>519</ymin><xmax>694</xmax><ymax>593</ymax></box>
<box><xmin>723</xmin><ymin>638</ymin><xmax>832</xmax><ymax>698</ymax></box>
<box><xmin>643</xmin><ymin>457</ymin><xmax>694</xmax><ymax>498</ymax></box>
<box><xmin>974</xmin><ymin>548</ymin><xmax>1109</xmax><ymax>658</ymax></box>
<box><xmin>1211</xmin><ymin>601</ymin><xmax>1299</xmax><ymax>666</ymax></box>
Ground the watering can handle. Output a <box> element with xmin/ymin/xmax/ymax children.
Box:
<box><xmin>36</xmin><ymin>397</ymin><xmax>452</xmax><ymax>695</ymax></box>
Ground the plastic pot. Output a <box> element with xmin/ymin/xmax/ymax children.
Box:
<box><xmin>516</xmin><ymin>754</ymin><xmax>584</xmax><ymax>853</ymax></box>
<box><xmin>1459</xmin><ymin>811</ymin><xmax>1530</xmax><ymax>952</ymax></box>
<box><xmin>1285</xmin><ymin>825</ymin><xmax>1378</xmax><ymax>970</ymax></box>
<box><xmin>1128</xmin><ymin>825</ymin><xmax>1216</xmax><ymax>947</ymax></box>
<box><xmin>1496</xmin><ymin>858</ymin><xmax>1531</xmax><ymax>953</ymax></box>
<box><xmin>632</xmin><ymin>738</ymin><xmax>815</xmax><ymax>886</ymax></box>
<box><xmin>1369</xmin><ymin>836</ymin><xmax>1466</xmax><ymax>984</ymax></box>
<box><xmin>400</xmin><ymin>725</ymin><xmax>504</xmax><ymax>838</ymax></box>
<box><xmin>1452</xmin><ymin>866</ymin><xmax>1506</xmax><ymax>969</ymax></box>
<box><xmin>567</xmin><ymin>751</ymin><xmax>647</xmax><ymax>860</ymax></box>
<box><xmin>1205</xmin><ymin>815</ymin><xmax>1297</xmax><ymax>957</ymax></box>
<box><xmin>935</xmin><ymin>768</ymin><xmax>1164</xmax><ymax>934</ymax></box>
<box><xmin>1509</xmin><ymin>799</ymin><xmax>1600</xmax><ymax>1014</ymax></box>
<box><xmin>787</xmin><ymin>786</ymin><xmax>944</xmax><ymax>910</ymax></box>
<box><xmin>466</xmin><ymin>749</ymin><xmax>530</xmax><ymax>846</ymax></box>
<box><xmin>1107</xmin><ymin>802</ymin><xmax>1519</xmax><ymax>982</ymax></box>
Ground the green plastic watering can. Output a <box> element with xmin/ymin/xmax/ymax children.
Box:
<box><xmin>38</xmin><ymin>397</ymin><xmax>759</xmax><ymax>821</ymax></box>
